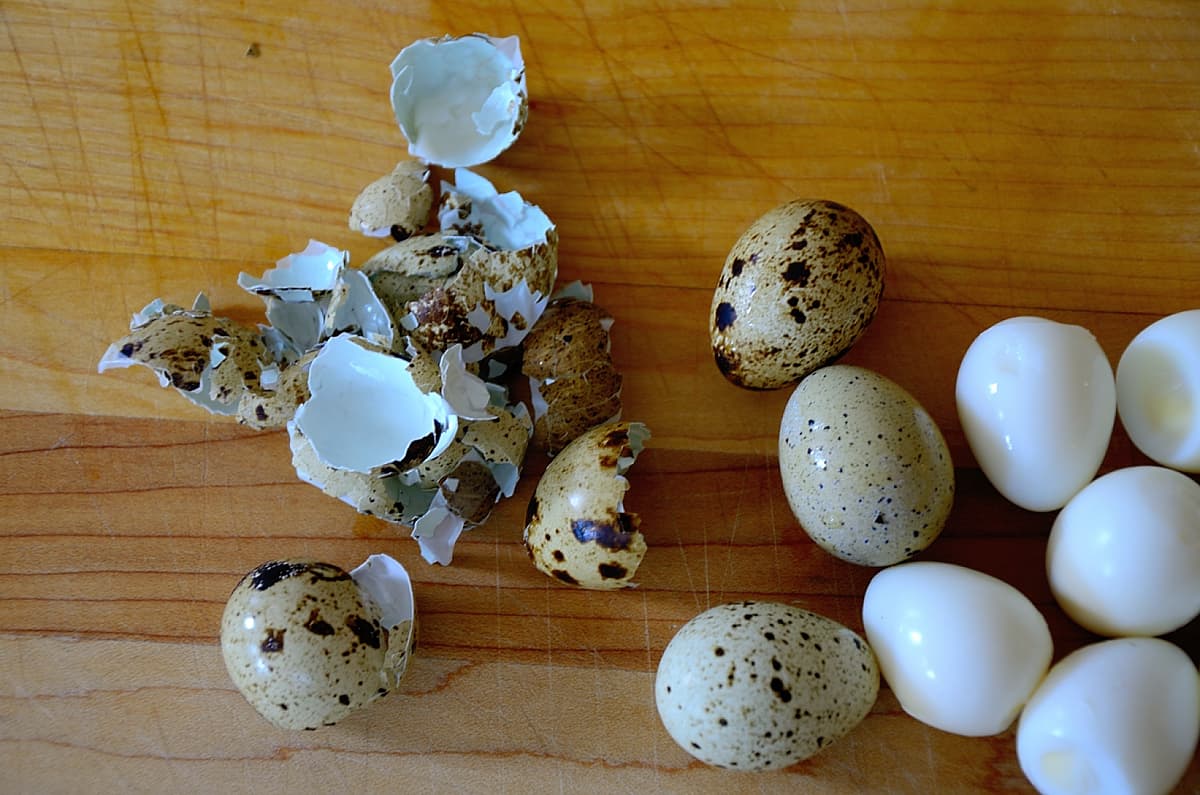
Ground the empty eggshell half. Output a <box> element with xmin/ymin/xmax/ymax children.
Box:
<box><xmin>1017</xmin><ymin>637</ymin><xmax>1199</xmax><ymax>795</ymax></box>
<box><xmin>523</xmin><ymin>421</ymin><xmax>649</xmax><ymax>589</ymax></box>
<box><xmin>1116</xmin><ymin>308</ymin><xmax>1200</xmax><ymax>472</ymax></box>
<box><xmin>390</xmin><ymin>34</ymin><xmax>527</xmax><ymax>169</ymax></box>
<box><xmin>655</xmin><ymin>601</ymin><xmax>879</xmax><ymax>771</ymax></box>
<box><xmin>220</xmin><ymin>554</ymin><xmax>415</xmax><ymax>731</ymax></box>
<box><xmin>862</xmin><ymin>561</ymin><xmax>1052</xmax><ymax>737</ymax></box>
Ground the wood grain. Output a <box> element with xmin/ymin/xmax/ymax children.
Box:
<box><xmin>1</xmin><ymin>1</ymin><xmax>1197</xmax><ymax>792</ymax></box>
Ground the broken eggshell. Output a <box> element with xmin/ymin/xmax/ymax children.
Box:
<box><xmin>348</xmin><ymin>160</ymin><xmax>433</xmax><ymax>240</ymax></box>
<box><xmin>523</xmin><ymin>421</ymin><xmax>650</xmax><ymax>589</ymax></box>
<box><xmin>390</xmin><ymin>34</ymin><xmax>527</xmax><ymax>169</ymax></box>
<box><xmin>220</xmin><ymin>555</ymin><xmax>415</xmax><ymax>731</ymax></box>
<box><xmin>97</xmin><ymin>294</ymin><xmax>272</xmax><ymax>416</ymax></box>
<box><xmin>293</xmin><ymin>334</ymin><xmax>458</xmax><ymax>473</ymax></box>
<box><xmin>403</xmin><ymin>169</ymin><xmax>557</xmax><ymax>362</ymax></box>
<box><xmin>522</xmin><ymin>295</ymin><xmax>622</xmax><ymax>454</ymax></box>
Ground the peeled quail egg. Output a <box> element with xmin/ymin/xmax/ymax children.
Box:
<box><xmin>710</xmin><ymin>199</ymin><xmax>885</xmax><ymax>390</ymax></box>
<box><xmin>779</xmin><ymin>365</ymin><xmax>954</xmax><ymax>566</ymax></box>
<box><xmin>1116</xmin><ymin>308</ymin><xmax>1200</xmax><ymax>472</ymax></box>
<box><xmin>523</xmin><ymin>421</ymin><xmax>649</xmax><ymax>589</ymax></box>
<box><xmin>862</xmin><ymin>561</ymin><xmax>1052</xmax><ymax>736</ymax></box>
<box><xmin>956</xmin><ymin>316</ymin><xmax>1115</xmax><ymax>512</ymax></box>
<box><xmin>1017</xmin><ymin>638</ymin><xmax>1199</xmax><ymax>795</ymax></box>
<box><xmin>220</xmin><ymin>554</ymin><xmax>415</xmax><ymax>730</ymax></box>
<box><xmin>655</xmin><ymin>601</ymin><xmax>879</xmax><ymax>771</ymax></box>
<box><xmin>1047</xmin><ymin>466</ymin><xmax>1200</xmax><ymax>637</ymax></box>
<box><xmin>390</xmin><ymin>34</ymin><xmax>527</xmax><ymax>169</ymax></box>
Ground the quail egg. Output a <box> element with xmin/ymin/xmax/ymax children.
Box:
<box><xmin>220</xmin><ymin>555</ymin><xmax>415</xmax><ymax>731</ymax></box>
<box><xmin>655</xmin><ymin>601</ymin><xmax>879</xmax><ymax>771</ymax></box>
<box><xmin>779</xmin><ymin>365</ymin><xmax>954</xmax><ymax>566</ymax></box>
<box><xmin>523</xmin><ymin>421</ymin><xmax>649</xmax><ymax>588</ymax></box>
<box><xmin>710</xmin><ymin>199</ymin><xmax>885</xmax><ymax>390</ymax></box>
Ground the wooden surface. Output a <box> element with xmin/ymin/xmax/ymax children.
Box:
<box><xmin>2</xmin><ymin>1</ymin><xmax>1198</xmax><ymax>792</ymax></box>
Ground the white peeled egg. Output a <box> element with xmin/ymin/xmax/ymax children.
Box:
<box><xmin>956</xmin><ymin>316</ymin><xmax>1115</xmax><ymax>512</ymax></box>
<box><xmin>1048</xmin><ymin>465</ymin><xmax>1200</xmax><ymax>637</ymax></box>
<box><xmin>1017</xmin><ymin>637</ymin><xmax>1199</xmax><ymax>795</ymax></box>
<box><xmin>861</xmin><ymin>561</ymin><xmax>1052</xmax><ymax>736</ymax></box>
<box><xmin>1116</xmin><ymin>309</ymin><xmax>1200</xmax><ymax>472</ymax></box>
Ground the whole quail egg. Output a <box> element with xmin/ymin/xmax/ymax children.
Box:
<box><xmin>779</xmin><ymin>365</ymin><xmax>954</xmax><ymax>566</ymax></box>
<box><xmin>710</xmin><ymin>199</ymin><xmax>885</xmax><ymax>390</ymax></box>
<box><xmin>655</xmin><ymin>601</ymin><xmax>879</xmax><ymax>771</ymax></box>
<box><xmin>523</xmin><ymin>421</ymin><xmax>649</xmax><ymax>589</ymax></box>
<box><xmin>220</xmin><ymin>556</ymin><xmax>415</xmax><ymax>730</ymax></box>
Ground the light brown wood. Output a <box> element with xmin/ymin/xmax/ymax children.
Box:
<box><xmin>1</xmin><ymin>1</ymin><xmax>1197</xmax><ymax>791</ymax></box>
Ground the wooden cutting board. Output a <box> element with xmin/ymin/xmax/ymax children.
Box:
<box><xmin>2</xmin><ymin>1</ymin><xmax>1197</xmax><ymax>791</ymax></box>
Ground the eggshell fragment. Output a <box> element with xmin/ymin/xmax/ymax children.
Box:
<box><xmin>655</xmin><ymin>601</ymin><xmax>879</xmax><ymax>771</ymax></box>
<box><xmin>779</xmin><ymin>365</ymin><xmax>954</xmax><ymax>566</ymax></box>
<box><xmin>1116</xmin><ymin>308</ymin><xmax>1200</xmax><ymax>472</ymax></box>
<box><xmin>220</xmin><ymin>556</ymin><xmax>415</xmax><ymax>731</ymax></box>
<box><xmin>1017</xmin><ymin>638</ymin><xmax>1199</xmax><ymax>795</ymax></box>
<box><xmin>710</xmin><ymin>199</ymin><xmax>885</xmax><ymax>390</ymax></box>
<box><xmin>348</xmin><ymin>160</ymin><xmax>433</xmax><ymax>240</ymax></box>
<box><xmin>523</xmin><ymin>297</ymin><xmax>622</xmax><ymax>454</ymax></box>
<box><xmin>862</xmin><ymin>561</ymin><xmax>1052</xmax><ymax>736</ymax></box>
<box><xmin>956</xmin><ymin>316</ymin><xmax>1115</xmax><ymax>511</ymax></box>
<box><xmin>293</xmin><ymin>334</ymin><xmax>457</xmax><ymax>474</ymax></box>
<box><xmin>390</xmin><ymin>34</ymin><xmax>527</xmax><ymax>169</ymax></box>
<box><xmin>98</xmin><ymin>295</ymin><xmax>271</xmax><ymax>415</ymax></box>
<box><xmin>523</xmin><ymin>421</ymin><xmax>649</xmax><ymax>589</ymax></box>
<box><xmin>1047</xmin><ymin>466</ymin><xmax>1200</xmax><ymax>637</ymax></box>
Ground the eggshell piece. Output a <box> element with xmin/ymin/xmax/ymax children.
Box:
<box><xmin>710</xmin><ymin>199</ymin><xmax>885</xmax><ymax>390</ymax></box>
<box><xmin>956</xmin><ymin>316</ymin><xmax>1115</xmax><ymax>512</ymax></box>
<box><xmin>1017</xmin><ymin>638</ymin><xmax>1199</xmax><ymax>795</ymax></box>
<box><xmin>654</xmin><ymin>601</ymin><xmax>879</xmax><ymax>771</ymax></box>
<box><xmin>348</xmin><ymin>160</ymin><xmax>433</xmax><ymax>240</ymax></box>
<box><xmin>1047</xmin><ymin>466</ymin><xmax>1200</xmax><ymax>637</ymax></box>
<box><xmin>523</xmin><ymin>421</ymin><xmax>649</xmax><ymax>589</ymax></box>
<box><xmin>1116</xmin><ymin>308</ymin><xmax>1200</xmax><ymax>472</ymax></box>
<box><xmin>779</xmin><ymin>365</ymin><xmax>954</xmax><ymax>566</ymax></box>
<box><xmin>220</xmin><ymin>559</ymin><xmax>393</xmax><ymax>730</ymax></box>
<box><xmin>862</xmin><ymin>561</ymin><xmax>1052</xmax><ymax>737</ymax></box>
<box><xmin>390</xmin><ymin>34</ymin><xmax>527</xmax><ymax>169</ymax></box>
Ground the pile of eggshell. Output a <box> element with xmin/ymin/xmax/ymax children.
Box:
<box><xmin>677</xmin><ymin>196</ymin><xmax>1199</xmax><ymax>790</ymax></box>
<box><xmin>99</xmin><ymin>34</ymin><xmax>655</xmax><ymax>729</ymax></box>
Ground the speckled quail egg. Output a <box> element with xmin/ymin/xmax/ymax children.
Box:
<box><xmin>779</xmin><ymin>365</ymin><xmax>954</xmax><ymax>566</ymax></box>
<box><xmin>220</xmin><ymin>556</ymin><xmax>414</xmax><ymax>730</ymax></box>
<box><xmin>523</xmin><ymin>421</ymin><xmax>649</xmax><ymax>589</ymax></box>
<box><xmin>655</xmin><ymin>601</ymin><xmax>879</xmax><ymax>771</ymax></box>
<box><xmin>710</xmin><ymin>199</ymin><xmax>885</xmax><ymax>390</ymax></box>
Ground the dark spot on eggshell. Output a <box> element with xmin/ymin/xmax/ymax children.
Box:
<box><xmin>345</xmin><ymin>615</ymin><xmax>381</xmax><ymax>650</ymax></box>
<box><xmin>552</xmin><ymin>569</ymin><xmax>579</xmax><ymax>585</ymax></box>
<box><xmin>731</xmin><ymin>258</ymin><xmax>745</xmax><ymax>276</ymax></box>
<box><xmin>714</xmin><ymin>302</ymin><xmax>737</xmax><ymax>331</ymax></box>
<box><xmin>552</xmin><ymin>550</ymin><xmax>565</xmax><ymax>562</ymax></box>
<box><xmin>248</xmin><ymin>560</ymin><xmax>349</xmax><ymax>591</ymax></box>
<box><xmin>525</xmin><ymin>495</ymin><xmax>540</xmax><ymax>526</ymax></box>
<box><xmin>261</xmin><ymin>628</ymin><xmax>285</xmax><ymax>653</ymax></box>
<box><xmin>783</xmin><ymin>261</ymin><xmax>811</xmax><ymax>287</ymax></box>
<box><xmin>572</xmin><ymin>516</ymin><xmax>638</xmax><ymax>551</ymax></box>
<box><xmin>338</xmin><ymin>694</ymin><xmax>351</xmax><ymax>705</ymax></box>
<box><xmin>305</xmin><ymin>609</ymin><xmax>335</xmax><ymax>636</ymax></box>
<box><xmin>599</xmin><ymin>562</ymin><xmax>627</xmax><ymax>580</ymax></box>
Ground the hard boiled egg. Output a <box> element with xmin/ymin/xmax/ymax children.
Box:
<box><xmin>1017</xmin><ymin>637</ymin><xmax>1199</xmax><ymax>795</ymax></box>
<box><xmin>956</xmin><ymin>316</ymin><xmax>1115</xmax><ymax>512</ymax></box>
<box><xmin>1047</xmin><ymin>465</ymin><xmax>1200</xmax><ymax>637</ymax></box>
<box><xmin>861</xmin><ymin>561</ymin><xmax>1052</xmax><ymax>736</ymax></box>
<box><xmin>1116</xmin><ymin>308</ymin><xmax>1200</xmax><ymax>472</ymax></box>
